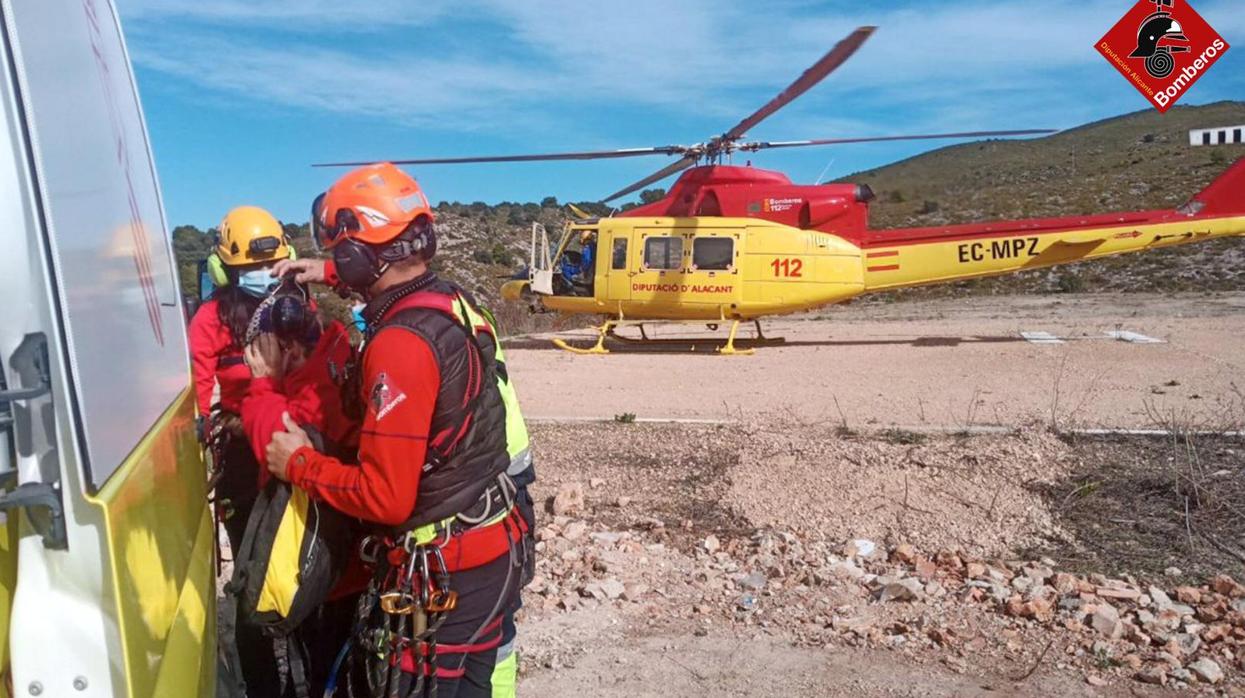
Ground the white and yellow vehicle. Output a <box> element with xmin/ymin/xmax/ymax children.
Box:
<box><xmin>0</xmin><ymin>1</ymin><xmax>213</xmax><ymax>695</ymax></box>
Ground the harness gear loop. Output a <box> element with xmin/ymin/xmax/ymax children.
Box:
<box><xmin>404</xmin><ymin>529</ymin><xmax>423</xmax><ymax>553</ymax></box>
<box><xmin>455</xmin><ymin>473</ymin><xmax>516</xmax><ymax>526</ymax></box>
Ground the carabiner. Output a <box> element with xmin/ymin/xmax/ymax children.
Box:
<box><xmin>404</xmin><ymin>541</ymin><xmax>422</xmax><ymax>583</ymax></box>
<box><xmin>418</xmin><ymin>547</ymin><xmax>432</xmax><ymax>608</ymax></box>
<box><xmin>403</xmin><ymin>530</ymin><xmax>420</xmax><ymax>554</ymax></box>
<box><xmin>358</xmin><ymin>535</ymin><xmax>382</xmax><ymax>565</ymax></box>
<box><xmin>428</xmin><ymin>546</ymin><xmax>450</xmax><ymax>584</ymax></box>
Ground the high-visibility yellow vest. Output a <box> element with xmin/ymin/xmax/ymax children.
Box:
<box><xmin>395</xmin><ymin>289</ymin><xmax>534</xmax><ymax>546</ymax></box>
<box><xmin>451</xmin><ymin>300</ymin><xmax>531</xmax><ymax>477</ymax></box>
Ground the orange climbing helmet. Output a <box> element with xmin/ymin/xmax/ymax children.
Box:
<box><xmin>313</xmin><ymin>163</ymin><xmax>435</xmax><ymax>251</ymax></box>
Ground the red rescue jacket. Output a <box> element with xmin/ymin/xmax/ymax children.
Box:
<box><xmin>241</xmin><ymin>320</ymin><xmax>358</xmax><ymax>488</ymax></box>
<box><xmin>189</xmin><ymin>298</ymin><xmax>252</xmax><ymax>415</ymax></box>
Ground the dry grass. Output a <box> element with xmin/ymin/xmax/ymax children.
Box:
<box><xmin>1023</xmin><ymin>432</ymin><xmax>1245</xmax><ymax>583</ymax></box>
<box><xmin>847</xmin><ymin>101</ymin><xmax>1245</xmax><ymax>301</ymax></box>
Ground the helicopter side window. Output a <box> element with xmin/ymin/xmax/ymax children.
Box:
<box><xmin>612</xmin><ymin>238</ymin><xmax>627</xmax><ymax>270</ymax></box>
<box><xmin>643</xmin><ymin>237</ymin><xmax>683</xmax><ymax>270</ymax></box>
<box><xmin>692</xmin><ymin>237</ymin><xmax>734</xmax><ymax>271</ymax></box>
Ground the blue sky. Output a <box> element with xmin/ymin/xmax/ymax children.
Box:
<box><xmin>115</xmin><ymin>0</ymin><xmax>1244</xmax><ymax>229</ymax></box>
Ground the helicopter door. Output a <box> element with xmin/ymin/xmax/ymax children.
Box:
<box><xmin>630</xmin><ymin>229</ymin><xmax>687</xmax><ymax>307</ymax></box>
<box><xmin>604</xmin><ymin>233</ymin><xmax>631</xmax><ymax>302</ymax></box>
<box><xmin>685</xmin><ymin>231</ymin><xmax>741</xmax><ymax>308</ymax></box>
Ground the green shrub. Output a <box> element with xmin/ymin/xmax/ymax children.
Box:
<box><xmin>1055</xmin><ymin>272</ymin><xmax>1086</xmax><ymax>293</ymax></box>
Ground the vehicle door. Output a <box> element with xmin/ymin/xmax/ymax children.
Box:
<box><xmin>602</xmin><ymin>228</ymin><xmax>632</xmax><ymax>303</ymax></box>
<box><xmin>684</xmin><ymin>227</ymin><xmax>743</xmax><ymax>309</ymax></box>
<box><xmin>629</xmin><ymin>227</ymin><xmax>688</xmax><ymax>308</ymax></box>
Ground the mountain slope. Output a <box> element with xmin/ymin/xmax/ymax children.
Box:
<box><xmin>172</xmin><ymin>103</ymin><xmax>1245</xmax><ymax>322</ymax></box>
<box><xmin>837</xmin><ymin>101</ymin><xmax>1245</xmax><ymax>296</ymax></box>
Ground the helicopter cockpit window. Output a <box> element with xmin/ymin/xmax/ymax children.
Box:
<box><xmin>644</xmin><ymin>237</ymin><xmax>683</xmax><ymax>270</ymax></box>
<box><xmin>692</xmin><ymin>238</ymin><xmax>734</xmax><ymax>271</ymax></box>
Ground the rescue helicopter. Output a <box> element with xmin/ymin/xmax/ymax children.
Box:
<box><xmin>320</xmin><ymin>27</ymin><xmax>1245</xmax><ymax>354</ymax></box>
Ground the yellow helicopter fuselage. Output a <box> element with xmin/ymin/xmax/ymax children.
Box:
<box><xmin>508</xmin><ymin>205</ymin><xmax>1245</xmax><ymax>322</ymax></box>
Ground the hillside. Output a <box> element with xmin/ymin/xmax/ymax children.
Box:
<box><xmin>838</xmin><ymin>100</ymin><xmax>1245</xmax><ymax>298</ymax></box>
<box><xmin>171</xmin><ymin>102</ymin><xmax>1245</xmax><ymax>323</ymax></box>
<box><xmin>171</xmin><ymin>205</ymin><xmax>561</xmax><ymax>332</ymax></box>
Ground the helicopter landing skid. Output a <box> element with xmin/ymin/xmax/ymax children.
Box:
<box><xmin>550</xmin><ymin>317</ymin><xmax>783</xmax><ymax>355</ymax></box>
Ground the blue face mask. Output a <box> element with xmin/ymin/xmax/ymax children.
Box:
<box><xmin>237</xmin><ymin>268</ymin><xmax>277</xmax><ymax>298</ymax></box>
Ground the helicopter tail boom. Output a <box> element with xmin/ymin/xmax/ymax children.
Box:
<box><xmin>861</xmin><ymin>157</ymin><xmax>1245</xmax><ymax>294</ymax></box>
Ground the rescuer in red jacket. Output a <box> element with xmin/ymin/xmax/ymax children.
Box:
<box><xmin>188</xmin><ymin>206</ymin><xmax>293</xmax><ymax>547</ymax></box>
<box><xmin>266</xmin><ymin>164</ymin><xmax>525</xmax><ymax>697</ymax></box>
<box><xmin>187</xmin><ymin>206</ymin><xmax>294</xmax><ymax>697</ymax></box>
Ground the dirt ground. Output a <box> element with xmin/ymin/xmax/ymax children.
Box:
<box><xmin>505</xmin><ymin>293</ymin><xmax>1245</xmax><ymax>696</ymax></box>
<box><xmin>503</xmin><ymin>293</ymin><xmax>1245</xmax><ymax>430</ymax></box>
<box><xmin>515</xmin><ymin>422</ymin><xmax>1245</xmax><ymax>696</ymax></box>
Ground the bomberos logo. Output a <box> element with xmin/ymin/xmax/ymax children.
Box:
<box><xmin>1096</xmin><ymin>0</ymin><xmax>1229</xmax><ymax>113</ymax></box>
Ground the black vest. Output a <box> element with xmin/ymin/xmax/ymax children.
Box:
<box><xmin>363</xmin><ymin>278</ymin><xmax>510</xmax><ymax>529</ymax></box>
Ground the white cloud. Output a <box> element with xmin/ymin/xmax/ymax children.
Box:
<box><xmin>128</xmin><ymin>34</ymin><xmax>544</xmax><ymax>129</ymax></box>
<box><xmin>120</xmin><ymin>0</ymin><xmax>1243</xmax><ymax>145</ymax></box>
<box><xmin>116</xmin><ymin>0</ymin><xmax>455</xmax><ymax>27</ymax></box>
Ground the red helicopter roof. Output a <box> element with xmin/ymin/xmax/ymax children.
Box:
<box><xmin>618</xmin><ymin>165</ymin><xmax>794</xmax><ymax>218</ymax></box>
<box><xmin>617</xmin><ymin>164</ymin><xmax>872</xmax><ymax>238</ymax></box>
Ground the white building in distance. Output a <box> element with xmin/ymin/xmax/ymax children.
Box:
<box><xmin>1190</xmin><ymin>125</ymin><xmax>1245</xmax><ymax>146</ymax></box>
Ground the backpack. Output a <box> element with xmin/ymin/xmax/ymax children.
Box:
<box><xmin>224</xmin><ymin>427</ymin><xmax>358</xmax><ymax>696</ymax></box>
<box><xmin>230</xmin><ymin>479</ymin><xmax>356</xmax><ymax>634</ymax></box>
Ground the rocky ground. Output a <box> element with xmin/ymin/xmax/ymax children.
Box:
<box><xmin>514</xmin><ymin>422</ymin><xmax>1245</xmax><ymax>695</ymax></box>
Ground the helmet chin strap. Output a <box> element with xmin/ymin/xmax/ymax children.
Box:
<box><xmin>362</xmin><ymin>261</ymin><xmax>393</xmax><ymax>299</ymax></box>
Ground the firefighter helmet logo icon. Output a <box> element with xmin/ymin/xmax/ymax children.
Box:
<box><xmin>1128</xmin><ymin>0</ymin><xmax>1188</xmax><ymax>78</ymax></box>
<box><xmin>1096</xmin><ymin>0</ymin><xmax>1230</xmax><ymax>113</ymax></box>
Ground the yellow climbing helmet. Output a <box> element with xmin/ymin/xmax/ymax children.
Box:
<box><xmin>216</xmin><ymin>206</ymin><xmax>291</xmax><ymax>266</ymax></box>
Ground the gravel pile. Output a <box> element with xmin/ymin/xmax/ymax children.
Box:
<box><xmin>520</xmin><ymin>423</ymin><xmax>1245</xmax><ymax>689</ymax></box>
<box><xmin>523</xmin><ymin>496</ymin><xmax>1245</xmax><ymax>690</ymax></box>
<box><xmin>729</xmin><ymin>427</ymin><xmax>1073</xmax><ymax>557</ymax></box>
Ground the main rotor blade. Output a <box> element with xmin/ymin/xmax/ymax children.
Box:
<box><xmin>312</xmin><ymin>146</ymin><xmax>687</xmax><ymax>168</ymax></box>
<box><xmin>720</xmin><ymin>26</ymin><xmax>876</xmax><ymax>144</ymax></box>
<box><xmin>603</xmin><ymin>155</ymin><xmax>699</xmax><ymax>203</ymax></box>
<box><xmin>741</xmin><ymin>129</ymin><xmax>1058</xmax><ymax>151</ymax></box>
